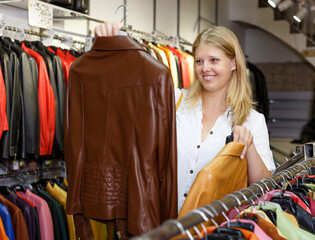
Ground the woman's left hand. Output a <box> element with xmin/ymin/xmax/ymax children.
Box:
<box><xmin>233</xmin><ymin>125</ymin><xmax>253</xmax><ymax>159</ymax></box>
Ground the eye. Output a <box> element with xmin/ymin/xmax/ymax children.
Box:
<box><xmin>211</xmin><ymin>58</ymin><xmax>219</xmax><ymax>62</ymax></box>
<box><xmin>195</xmin><ymin>59</ymin><xmax>203</xmax><ymax>64</ymax></box>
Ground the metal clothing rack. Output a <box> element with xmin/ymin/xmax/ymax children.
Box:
<box><xmin>132</xmin><ymin>143</ymin><xmax>315</xmax><ymax>240</ymax></box>
<box><xmin>0</xmin><ymin>166</ymin><xmax>64</xmax><ymax>179</ymax></box>
<box><xmin>2</xmin><ymin>25</ymin><xmax>87</xmax><ymax>46</ymax></box>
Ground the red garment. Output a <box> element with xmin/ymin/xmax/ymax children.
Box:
<box><xmin>55</xmin><ymin>48</ymin><xmax>77</xmax><ymax>86</ymax></box>
<box><xmin>0</xmin><ymin>66</ymin><xmax>8</xmax><ymax>140</ymax></box>
<box><xmin>21</xmin><ymin>43</ymin><xmax>55</xmax><ymax>155</ymax></box>
<box><xmin>306</xmin><ymin>196</ymin><xmax>315</xmax><ymax>216</ymax></box>
<box><xmin>166</xmin><ymin>46</ymin><xmax>190</xmax><ymax>89</ymax></box>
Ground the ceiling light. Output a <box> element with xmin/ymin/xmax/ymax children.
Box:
<box><xmin>277</xmin><ymin>0</ymin><xmax>293</xmax><ymax>12</ymax></box>
<box><xmin>268</xmin><ymin>0</ymin><xmax>281</xmax><ymax>8</ymax></box>
<box><xmin>293</xmin><ymin>6</ymin><xmax>308</xmax><ymax>22</ymax></box>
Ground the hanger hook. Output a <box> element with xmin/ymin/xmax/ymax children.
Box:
<box><xmin>241</xmin><ymin>187</ymin><xmax>260</xmax><ymax>204</ymax></box>
<box><xmin>190</xmin><ymin>209</ymin><xmax>209</xmax><ymax>237</ymax></box>
<box><xmin>281</xmin><ymin>171</ymin><xmax>293</xmax><ymax>188</ymax></box>
<box><xmin>212</xmin><ymin>200</ymin><xmax>230</xmax><ymax>228</ymax></box>
<box><xmin>251</xmin><ymin>183</ymin><xmax>266</xmax><ymax>205</ymax></box>
<box><xmin>199</xmin><ymin>206</ymin><xmax>220</xmax><ymax>229</ymax></box>
<box><xmin>163</xmin><ymin>219</ymin><xmax>186</xmax><ymax>236</ymax></box>
<box><xmin>115</xmin><ymin>4</ymin><xmax>128</xmax><ymax>23</ymax></box>
<box><xmin>234</xmin><ymin>190</ymin><xmax>248</xmax><ymax>203</ymax></box>
<box><xmin>225</xmin><ymin>194</ymin><xmax>242</xmax><ymax>220</ymax></box>
<box><xmin>265</xmin><ymin>177</ymin><xmax>281</xmax><ymax>189</ymax></box>
<box><xmin>227</xmin><ymin>109</ymin><xmax>235</xmax><ymax>131</ymax></box>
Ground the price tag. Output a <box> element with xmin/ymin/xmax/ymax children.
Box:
<box><xmin>28</xmin><ymin>0</ymin><xmax>53</xmax><ymax>29</ymax></box>
<box><xmin>0</xmin><ymin>14</ymin><xmax>6</xmax><ymax>36</ymax></box>
<box><xmin>12</xmin><ymin>160</ymin><xmax>19</xmax><ymax>171</ymax></box>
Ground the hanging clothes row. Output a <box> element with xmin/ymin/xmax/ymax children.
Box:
<box><xmin>131</xmin><ymin>156</ymin><xmax>315</xmax><ymax>240</ymax></box>
<box><xmin>0</xmin><ymin>172</ymin><xmax>108</xmax><ymax>240</ymax></box>
<box><xmin>0</xmin><ymin>27</ymin><xmax>80</xmax><ymax>159</ymax></box>
<box><xmin>122</xmin><ymin>28</ymin><xmax>195</xmax><ymax>90</ymax></box>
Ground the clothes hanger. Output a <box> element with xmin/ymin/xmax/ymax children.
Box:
<box><xmin>163</xmin><ymin>219</ymin><xmax>194</xmax><ymax>240</ymax></box>
<box><xmin>224</xmin><ymin>194</ymin><xmax>255</xmax><ymax>232</ymax></box>
<box><xmin>225</xmin><ymin>110</ymin><xmax>234</xmax><ymax>144</ymax></box>
<box><xmin>115</xmin><ymin>4</ymin><xmax>128</xmax><ymax>36</ymax></box>
<box><xmin>189</xmin><ymin>209</ymin><xmax>209</xmax><ymax>238</ymax></box>
<box><xmin>200</xmin><ymin>204</ymin><xmax>245</xmax><ymax>239</ymax></box>
<box><xmin>10</xmin><ymin>184</ymin><xmax>26</xmax><ymax>193</ymax></box>
<box><xmin>211</xmin><ymin>200</ymin><xmax>246</xmax><ymax>239</ymax></box>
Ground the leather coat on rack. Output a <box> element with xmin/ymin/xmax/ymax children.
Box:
<box><xmin>178</xmin><ymin>142</ymin><xmax>248</xmax><ymax>218</ymax></box>
<box><xmin>8</xmin><ymin>41</ymin><xmax>40</xmax><ymax>158</ymax></box>
<box><xmin>0</xmin><ymin>43</ymin><xmax>22</xmax><ymax>159</ymax></box>
<box><xmin>21</xmin><ymin>42</ymin><xmax>56</xmax><ymax>156</ymax></box>
<box><xmin>65</xmin><ymin>36</ymin><xmax>178</xmax><ymax>240</ymax></box>
<box><xmin>43</xmin><ymin>43</ymin><xmax>66</xmax><ymax>152</ymax></box>
<box><xmin>31</xmin><ymin>41</ymin><xmax>64</xmax><ymax>154</ymax></box>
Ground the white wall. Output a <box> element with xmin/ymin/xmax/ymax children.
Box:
<box><xmin>0</xmin><ymin>0</ymin><xmax>305</xmax><ymax>63</ymax></box>
<box><xmin>245</xmin><ymin>28</ymin><xmax>303</xmax><ymax>63</ymax></box>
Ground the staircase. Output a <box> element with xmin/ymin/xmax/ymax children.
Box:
<box><xmin>229</xmin><ymin>0</ymin><xmax>315</xmax><ymax>67</ymax></box>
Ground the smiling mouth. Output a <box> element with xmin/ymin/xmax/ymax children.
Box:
<box><xmin>203</xmin><ymin>75</ymin><xmax>216</xmax><ymax>80</ymax></box>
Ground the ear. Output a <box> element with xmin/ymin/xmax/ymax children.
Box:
<box><xmin>231</xmin><ymin>58</ymin><xmax>236</xmax><ymax>71</ymax></box>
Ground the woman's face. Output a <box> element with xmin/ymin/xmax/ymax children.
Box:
<box><xmin>195</xmin><ymin>44</ymin><xmax>236</xmax><ymax>94</ymax></box>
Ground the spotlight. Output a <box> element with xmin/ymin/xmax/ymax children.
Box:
<box><xmin>277</xmin><ymin>0</ymin><xmax>293</xmax><ymax>12</ymax></box>
<box><xmin>293</xmin><ymin>6</ymin><xmax>308</xmax><ymax>22</ymax></box>
<box><xmin>268</xmin><ymin>0</ymin><xmax>281</xmax><ymax>8</ymax></box>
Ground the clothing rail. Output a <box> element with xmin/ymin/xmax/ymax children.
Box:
<box><xmin>274</xmin><ymin>148</ymin><xmax>304</xmax><ymax>173</ymax></box>
<box><xmin>2</xmin><ymin>24</ymin><xmax>86</xmax><ymax>45</ymax></box>
<box><xmin>0</xmin><ymin>167</ymin><xmax>64</xmax><ymax>179</ymax></box>
<box><xmin>132</xmin><ymin>155</ymin><xmax>315</xmax><ymax>239</ymax></box>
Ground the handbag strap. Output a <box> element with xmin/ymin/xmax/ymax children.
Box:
<box><xmin>176</xmin><ymin>92</ymin><xmax>183</xmax><ymax>112</ymax></box>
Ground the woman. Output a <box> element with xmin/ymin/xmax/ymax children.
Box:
<box><xmin>94</xmin><ymin>22</ymin><xmax>276</xmax><ymax>213</ymax></box>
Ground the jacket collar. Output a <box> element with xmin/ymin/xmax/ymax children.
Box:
<box><xmin>92</xmin><ymin>36</ymin><xmax>145</xmax><ymax>51</ymax></box>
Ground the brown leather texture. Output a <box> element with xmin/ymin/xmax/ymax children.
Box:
<box><xmin>178</xmin><ymin>142</ymin><xmax>248</xmax><ymax>218</ymax></box>
<box><xmin>65</xmin><ymin>36</ymin><xmax>178</xmax><ymax>239</ymax></box>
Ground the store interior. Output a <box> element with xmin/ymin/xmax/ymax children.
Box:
<box><xmin>0</xmin><ymin>0</ymin><xmax>315</xmax><ymax>239</ymax></box>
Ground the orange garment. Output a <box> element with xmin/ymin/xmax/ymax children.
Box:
<box><xmin>166</xmin><ymin>46</ymin><xmax>190</xmax><ymax>89</ymax></box>
<box><xmin>0</xmin><ymin>217</ymin><xmax>8</xmax><ymax>240</ymax></box>
<box><xmin>158</xmin><ymin>45</ymin><xmax>178</xmax><ymax>88</ymax></box>
<box><xmin>180</xmin><ymin>51</ymin><xmax>195</xmax><ymax>85</ymax></box>
<box><xmin>0</xmin><ymin>194</ymin><xmax>30</xmax><ymax>240</ymax></box>
<box><xmin>178</xmin><ymin>142</ymin><xmax>248</xmax><ymax>218</ymax></box>
<box><xmin>148</xmin><ymin>43</ymin><xmax>169</xmax><ymax>67</ymax></box>
<box><xmin>238</xmin><ymin>212</ymin><xmax>287</xmax><ymax>240</ymax></box>
<box><xmin>283</xmin><ymin>212</ymin><xmax>299</xmax><ymax>227</ymax></box>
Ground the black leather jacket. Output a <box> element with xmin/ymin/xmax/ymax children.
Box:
<box><xmin>10</xmin><ymin>41</ymin><xmax>40</xmax><ymax>158</ymax></box>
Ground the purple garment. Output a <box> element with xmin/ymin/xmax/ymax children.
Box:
<box><xmin>18</xmin><ymin>189</ymin><xmax>54</xmax><ymax>240</ymax></box>
<box><xmin>5</xmin><ymin>192</ymin><xmax>37</xmax><ymax>240</ymax></box>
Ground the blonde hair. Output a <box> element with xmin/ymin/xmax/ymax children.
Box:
<box><xmin>186</xmin><ymin>26</ymin><xmax>254</xmax><ymax>125</ymax></box>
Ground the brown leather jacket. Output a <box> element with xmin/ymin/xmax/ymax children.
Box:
<box><xmin>64</xmin><ymin>36</ymin><xmax>178</xmax><ymax>239</ymax></box>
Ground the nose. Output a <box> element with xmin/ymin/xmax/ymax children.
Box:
<box><xmin>202</xmin><ymin>61</ymin><xmax>210</xmax><ymax>72</ymax></box>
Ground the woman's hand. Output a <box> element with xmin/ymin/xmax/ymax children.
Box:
<box><xmin>233</xmin><ymin>125</ymin><xmax>272</xmax><ymax>183</ymax></box>
<box><xmin>94</xmin><ymin>21</ymin><xmax>121</xmax><ymax>37</ymax></box>
<box><xmin>233</xmin><ymin>125</ymin><xmax>253</xmax><ymax>159</ymax></box>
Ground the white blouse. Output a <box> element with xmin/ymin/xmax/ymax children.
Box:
<box><xmin>175</xmin><ymin>88</ymin><xmax>276</xmax><ymax>213</ymax></box>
